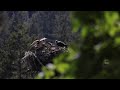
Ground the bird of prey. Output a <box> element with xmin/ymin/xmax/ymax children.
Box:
<box><xmin>40</xmin><ymin>37</ymin><xmax>47</xmax><ymax>45</ymax></box>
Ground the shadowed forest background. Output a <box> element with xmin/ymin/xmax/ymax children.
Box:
<box><xmin>0</xmin><ymin>11</ymin><xmax>120</xmax><ymax>79</ymax></box>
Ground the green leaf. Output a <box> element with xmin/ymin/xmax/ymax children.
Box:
<box><xmin>44</xmin><ymin>70</ymin><xmax>55</xmax><ymax>79</ymax></box>
<box><xmin>71</xmin><ymin>18</ymin><xmax>80</xmax><ymax>32</ymax></box>
<box><xmin>56</xmin><ymin>63</ymin><xmax>69</xmax><ymax>74</ymax></box>
<box><xmin>67</xmin><ymin>47</ymin><xmax>78</xmax><ymax>61</ymax></box>
<box><xmin>115</xmin><ymin>37</ymin><xmax>120</xmax><ymax>45</ymax></box>
<box><xmin>54</xmin><ymin>53</ymin><xmax>66</xmax><ymax>64</ymax></box>
<box><xmin>81</xmin><ymin>27</ymin><xmax>88</xmax><ymax>38</ymax></box>
<box><xmin>105</xmin><ymin>12</ymin><xmax>119</xmax><ymax>26</ymax></box>
<box><xmin>109</xmin><ymin>27</ymin><xmax>117</xmax><ymax>37</ymax></box>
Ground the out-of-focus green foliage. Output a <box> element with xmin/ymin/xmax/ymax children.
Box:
<box><xmin>36</xmin><ymin>11</ymin><xmax>120</xmax><ymax>79</ymax></box>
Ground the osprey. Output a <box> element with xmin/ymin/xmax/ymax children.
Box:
<box><xmin>55</xmin><ymin>40</ymin><xmax>68</xmax><ymax>48</ymax></box>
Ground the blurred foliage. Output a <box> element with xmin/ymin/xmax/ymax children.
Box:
<box><xmin>36</xmin><ymin>11</ymin><xmax>120</xmax><ymax>79</ymax></box>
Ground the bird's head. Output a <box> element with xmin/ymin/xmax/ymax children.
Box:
<box><xmin>40</xmin><ymin>37</ymin><xmax>47</xmax><ymax>45</ymax></box>
<box><xmin>55</xmin><ymin>40</ymin><xmax>58</xmax><ymax>43</ymax></box>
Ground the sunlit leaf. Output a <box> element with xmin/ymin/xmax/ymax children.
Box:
<box><xmin>115</xmin><ymin>37</ymin><xmax>120</xmax><ymax>45</ymax></box>
<box><xmin>81</xmin><ymin>27</ymin><xmax>88</xmax><ymax>38</ymax></box>
<box><xmin>44</xmin><ymin>70</ymin><xmax>55</xmax><ymax>79</ymax></box>
<box><xmin>56</xmin><ymin>63</ymin><xmax>69</xmax><ymax>74</ymax></box>
<box><xmin>67</xmin><ymin>47</ymin><xmax>78</xmax><ymax>61</ymax></box>
<box><xmin>53</xmin><ymin>53</ymin><xmax>66</xmax><ymax>64</ymax></box>
<box><xmin>105</xmin><ymin>12</ymin><xmax>119</xmax><ymax>26</ymax></box>
<box><xmin>71</xmin><ymin>17</ymin><xmax>80</xmax><ymax>32</ymax></box>
<box><xmin>109</xmin><ymin>27</ymin><xmax>117</xmax><ymax>37</ymax></box>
